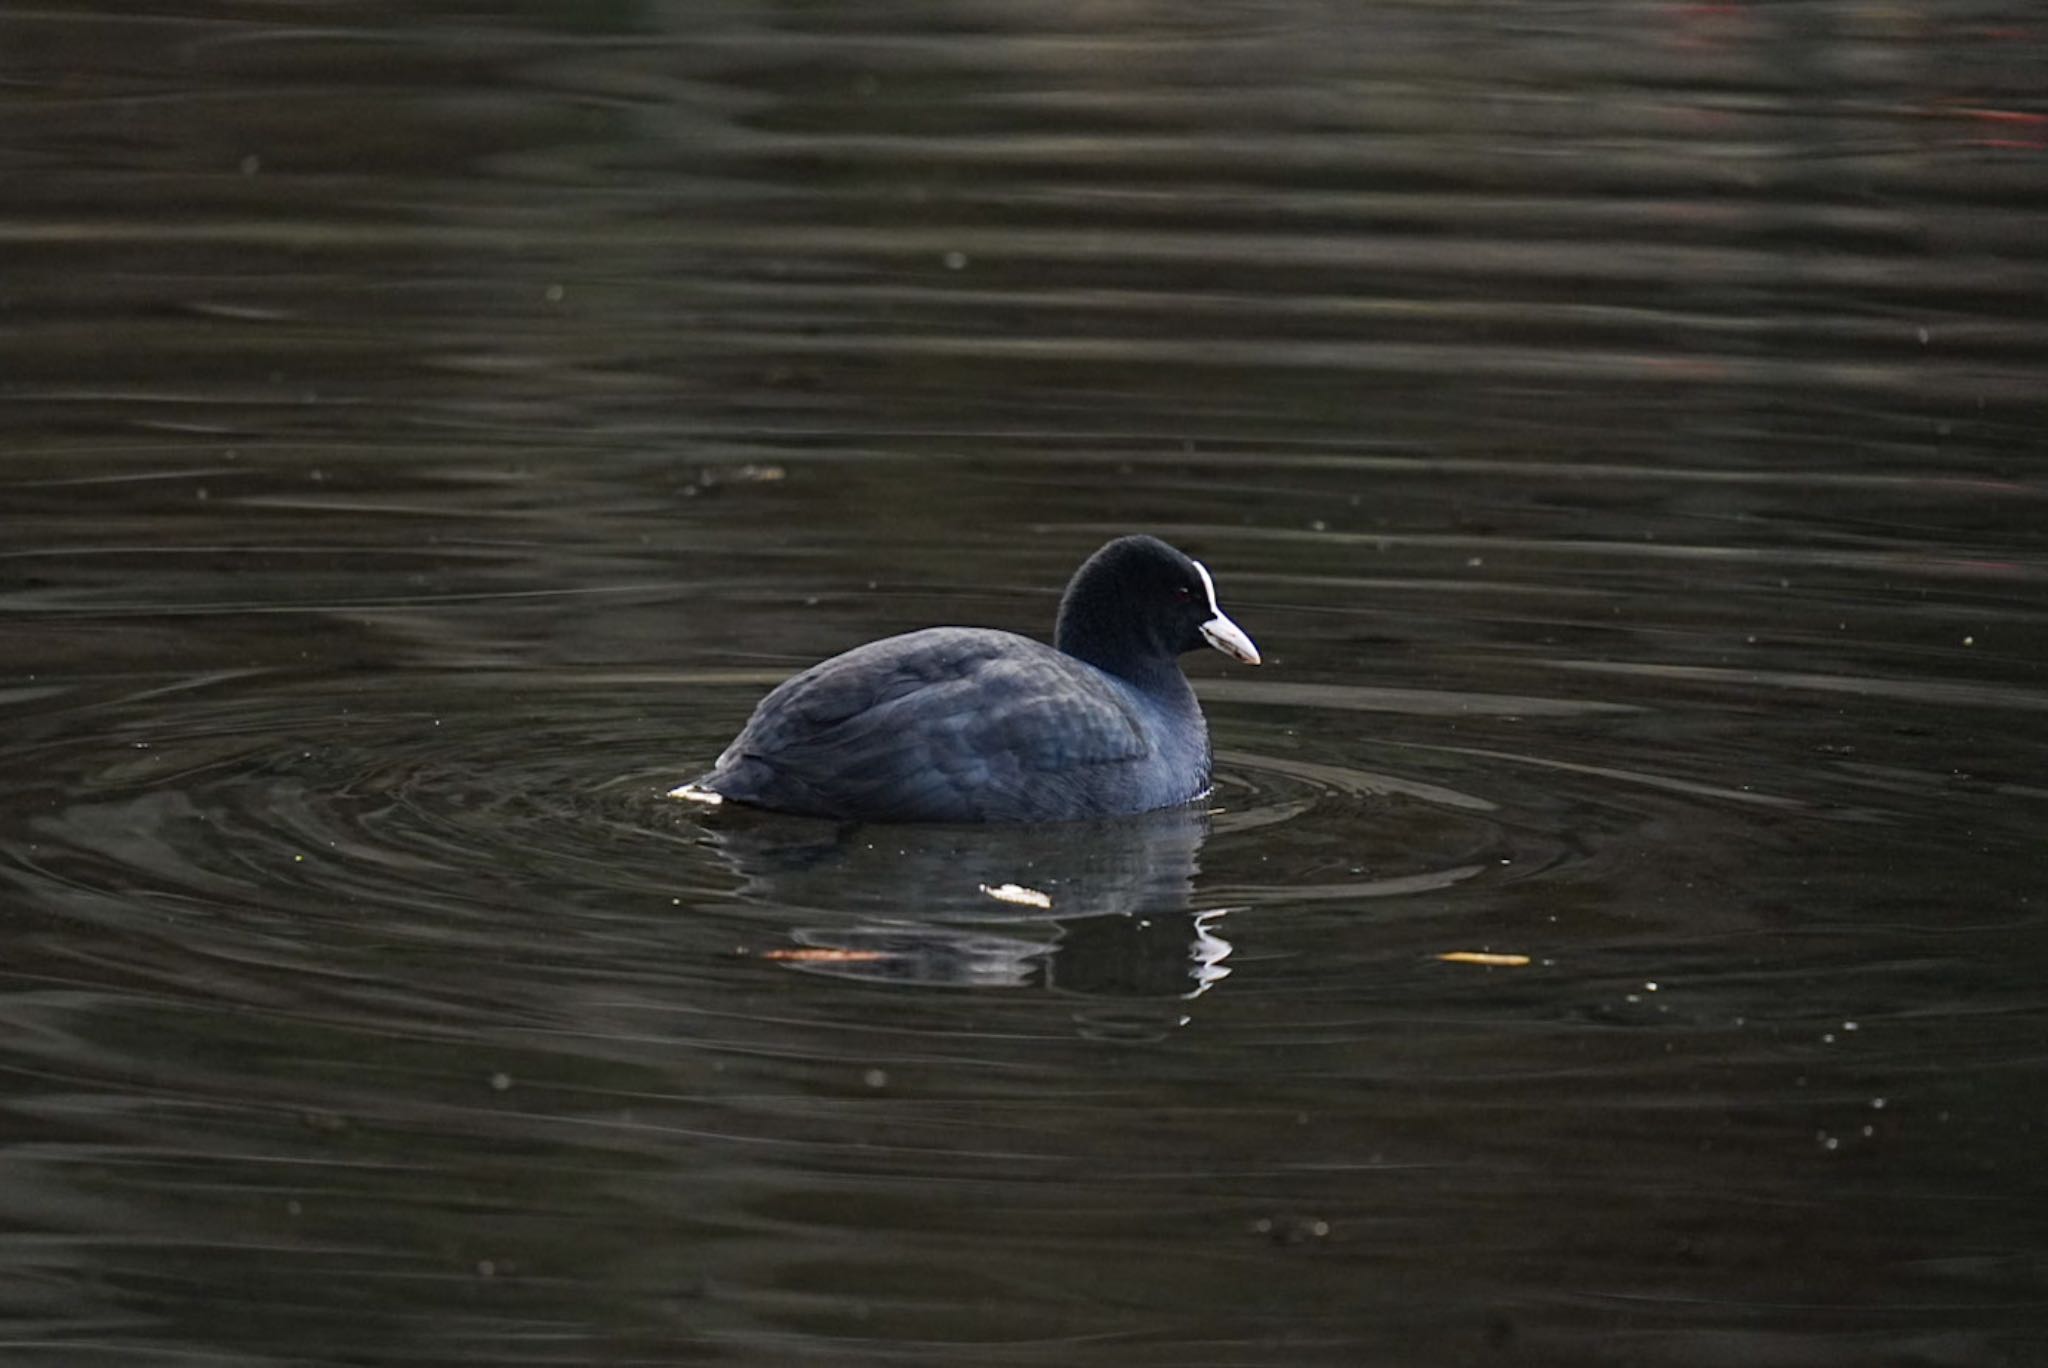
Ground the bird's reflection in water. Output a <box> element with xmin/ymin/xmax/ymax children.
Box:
<box><xmin>698</xmin><ymin>804</ymin><xmax>1231</xmax><ymax>1032</ymax></box>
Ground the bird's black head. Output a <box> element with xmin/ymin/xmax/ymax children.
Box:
<box><xmin>1053</xmin><ymin>535</ymin><xmax>1259</xmax><ymax>684</ymax></box>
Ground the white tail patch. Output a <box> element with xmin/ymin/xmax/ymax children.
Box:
<box><xmin>665</xmin><ymin>783</ymin><xmax>725</xmax><ymax>805</ymax></box>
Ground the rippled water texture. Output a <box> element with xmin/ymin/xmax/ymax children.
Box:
<box><xmin>4</xmin><ymin>4</ymin><xmax>2046</xmax><ymax>1365</ymax></box>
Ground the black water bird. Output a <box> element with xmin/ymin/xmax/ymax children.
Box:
<box><xmin>671</xmin><ymin>535</ymin><xmax>1260</xmax><ymax>822</ymax></box>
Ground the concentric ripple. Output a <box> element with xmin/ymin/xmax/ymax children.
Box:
<box><xmin>0</xmin><ymin>665</ymin><xmax>1608</xmax><ymax>1028</ymax></box>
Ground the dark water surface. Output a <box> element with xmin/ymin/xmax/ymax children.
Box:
<box><xmin>4</xmin><ymin>3</ymin><xmax>2047</xmax><ymax>1365</ymax></box>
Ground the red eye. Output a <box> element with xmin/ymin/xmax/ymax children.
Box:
<box><xmin>1174</xmin><ymin>586</ymin><xmax>1194</xmax><ymax>603</ymax></box>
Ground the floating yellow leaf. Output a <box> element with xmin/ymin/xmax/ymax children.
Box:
<box><xmin>757</xmin><ymin>947</ymin><xmax>891</xmax><ymax>963</ymax></box>
<box><xmin>1438</xmin><ymin>951</ymin><xmax>1531</xmax><ymax>967</ymax></box>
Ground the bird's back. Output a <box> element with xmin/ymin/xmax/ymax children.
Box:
<box><xmin>695</xmin><ymin>627</ymin><xmax>1206</xmax><ymax>822</ymax></box>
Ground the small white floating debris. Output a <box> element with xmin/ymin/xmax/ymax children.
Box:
<box><xmin>979</xmin><ymin>882</ymin><xmax>1052</xmax><ymax>909</ymax></box>
<box><xmin>665</xmin><ymin>783</ymin><xmax>724</xmax><ymax>805</ymax></box>
<box><xmin>1437</xmin><ymin>951</ymin><xmax>1531</xmax><ymax>967</ymax></box>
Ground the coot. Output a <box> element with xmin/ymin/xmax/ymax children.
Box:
<box><xmin>670</xmin><ymin>535</ymin><xmax>1259</xmax><ymax>822</ymax></box>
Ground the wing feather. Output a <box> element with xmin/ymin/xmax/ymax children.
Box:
<box><xmin>711</xmin><ymin>627</ymin><xmax>1151</xmax><ymax>820</ymax></box>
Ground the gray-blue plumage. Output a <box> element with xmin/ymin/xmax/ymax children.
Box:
<box><xmin>678</xmin><ymin>536</ymin><xmax>1259</xmax><ymax>823</ymax></box>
